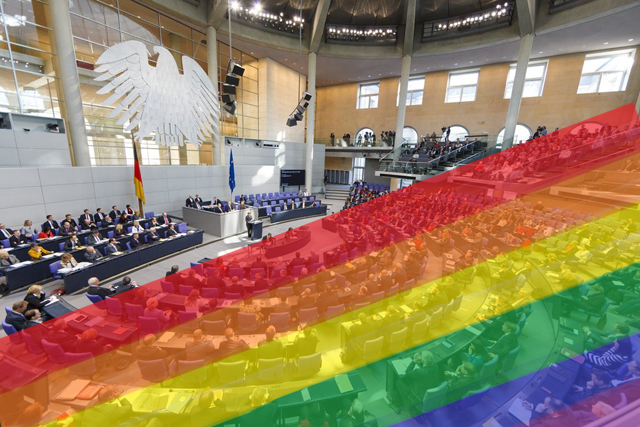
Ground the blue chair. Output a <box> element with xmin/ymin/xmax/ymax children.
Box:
<box><xmin>225</xmin><ymin>292</ymin><xmax>242</xmax><ymax>299</ymax></box>
<box><xmin>106</xmin><ymin>298</ymin><xmax>123</xmax><ymax>316</ymax></box>
<box><xmin>262</xmin><ymin>202</ymin><xmax>268</xmax><ymax>207</ymax></box>
<box><xmin>139</xmin><ymin>316</ymin><xmax>163</xmax><ymax>335</ymax></box>
<box><xmin>58</xmin><ymin>242</ymin><xmax>65</xmax><ymax>252</ymax></box>
<box><xmin>203</xmin><ymin>320</ymin><xmax>226</xmax><ymax>335</ymax></box>
<box><xmin>270</xmin><ymin>201</ymin><xmax>276</xmax><ymax>206</ymax></box>
<box><xmin>338</xmin><ymin>252</ymin><xmax>348</xmax><ymax>264</ymax></box>
<box><xmin>1</xmin><ymin>239</ymin><xmax>9</xmax><ymax>248</ymax></box>
<box><xmin>578</xmin><ymin>297</ymin><xmax>612</xmax><ymax>324</ymax></box>
<box><xmin>22</xmin><ymin>331</ymin><xmax>44</xmax><ymax>354</ymax></box>
<box><xmin>160</xmin><ymin>280</ymin><xmax>175</xmax><ymax>293</ymax></box>
<box><xmin>145</xmin><ymin>211</ymin><xmax>155</xmax><ymax>219</ymax></box>
<box><xmin>125</xmin><ymin>303</ymin><xmax>144</xmax><ymax>321</ymax></box>
<box><xmin>178</xmin><ymin>223</ymin><xmax>188</xmax><ymax>233</ymax></box>
<box><xmin>138</xmin><ymin>359</ymin><xmax>176</xmax><ymax>383</ymax></box>
<box><xmin>237</xmin><ymin>312</ymin><xmax>258</xmax><ymax>333</ymax></box>
<box><xmin>268</xmin><ymin>192</ymin><xmax>273</xmax><ymax>199</ymax></box>
<box><xmin>262</xmin><ymin>193</ymin><xmax>267</xmax><ymax>199</ymax></box>
<box><xmin>42</xmin><ymin>339</ymin><xmax>66</xmax><ymax>364</ymax></box>
<box><xmin>66</xmin><ymin>352</ymin><xmax>97</xmax><ymax>376</ymax></box>
<box><xmin>235</xmin><ymin>196</ymin><xmax>240</xmax><ymax>203</ymax></box>
<box><xmin>275</xmin><ymin>207</ymin><xmax>281</xmax><ymax>212</ymax></box>
<box><xmin>2</xmin><ymin>320</ymin><xmax>22</xmax><ymax>344</ymax></box>
<box><xmin>4</xmin><ymin>307</ymin><xmax>11</xmax><ymax>315</ymax></box>
<box><xmin>301</xmin><ymin>283</ymin><xmax>316</xmax><ymax>294</ymax></box>
<box><xmin>278</xmin><ymin>286</ymin><xmax>294</xmax><ymax>297</ymax></box>
<box><xmin>292</xmin><ymin>265</ymin><xmax>305</xmax><ymax>277</ymax></box>
<box><xmin>326</xmin><ymin>304</ymin><xmax>345</xmax><ymax>319</ymax></box>
<box><xmin>127</xmin><ymin>227</ymin><xmax>132</xmax><ymax>233</ymax></box>
<box><xmin>179</xmin><ymin>285</ymin><xmax>194</xmax><ymax>296</ymax></box>
<box><xmin>126</xmin><ymin>242</ymin><xmax>132</xmax><ymax>251</ymax></box>
<box><xmin>266</xmin><ymin>206</ymin><xmax>273</xmax><ymax>216</ymax></box>
<box><xmin>299</xmin><ymin>308</ymin><xmax>318</xmax><ymax>324</ymax></box>
<box><xmin>269</xmin><ymin>312</ymin><xmax>290</xmax><ymax>333</ymax></box>
<box><xmin>177</xmin><ymin>310</ymin><xmax>198</xmax><ymax>333</ymax></box>
<box><xmin>228</xmin><ymin>267</ymin><xmax>244</xmax><ymax>279</ymax></box>
<box><xmin>190</xmin><ymin>262</ymin><xmax>204</xmax><ymax>275</ymax></box>
<box><xmin>85</xmin><ymin>293</ymin><xmax>103</xmax><ymax>304</ymax></box>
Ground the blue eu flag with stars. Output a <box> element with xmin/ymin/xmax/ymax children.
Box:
<box><xmin>229</xmin><ymin>149</ymin><xmax>236</xmax><ymax>194</ymax></box>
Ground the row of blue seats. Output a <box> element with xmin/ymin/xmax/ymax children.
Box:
<box><xmin>234</xmin><ymin>192</ymin><xmax>309</xmax><ymax>202</ymax></box>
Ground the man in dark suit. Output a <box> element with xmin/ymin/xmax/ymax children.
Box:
<box><xmin>44</xmin><ymin>215</ymin><xmax>59</xmax><ymax>231</ymax></box>
<box><xmin>147</xmin><ymin>227</ymin><xmax>161</xmax><ymax>241</ymax></box>
<box><xmin>134</xmin><ymin>334</ymin><xmax>171</xmax><ymax>365</ymax></box>
<box><xmin>166</xmin><ymin>224</ymin><xmax>178</xmax><ymax>237</ymax></box>
<box><xmin>273</xmin><ymin>269</ymin><xmax>293</xmax><ymax>287</ymax></box>
<box><xmin>114</xmin><ymin>276</ymin><xmax>136</xmax><ymax>299</ymax></box>
<box><xmin>105</xmin><ymin>238</ymin><xmax>121</xmax><ymax>254</ymax></box>
<box><xmin>306</xmin><ymin>250</ymin><xmax>320</xmax><ymax>267</ymax></box>
<box><xmin>245</xmin><ymin>211</ymin><xmax>253</xmax><ymax>239</ymax></box>
<box><xmin>239</xmin><ymin>194</ymin><xmax>247</xmax><ymax>203</ymax></box>
<box><xmin>58</xmin><ymin>221</ymin><xmax>74</xmax><ymax>236</ymax></box>
<box><xmin>84</xmin><ymin>246</ymin><xmax>103</xmax><ymax>263</ymax></box>
<box><xmin>87</xmin><ymin>229</ymin><xmax>104</xmax><ymax>246</ymax></box>
<box><xmin>80</xmin><ymin>209</ymin><xmax>93</xmax><ymax>224</ymax></box>
<box><xmin>9</xmin><ymin>230</ymin><xmax>26</xmax><ymax>247</ymax></box>
<box><xmin>94</xmin><ymin>208</ymin><xmax>106</xmax><ymax>224</ymax></box>
<box><xmin>392</xmin><ymin>263</ymin><xmax>407</xmax><ymax>286</ymax></box>
<box><xmin>79</xmin><ymin>218</ymin><xmax>96</xmax><ymax>230</ymax></box>
<box><xmin>272</xmin><ymin>292</ymin><xmax>292</xmax><ymax>314</ymax></box>
<box><xmin>488</xmin><ymin>321</ymin><xmax>518</xmax><ymax>359</ymax></box>
<box><xmin>393</xmin><ymin>351</ymin><xmax>441</xmax><ymax>410</ymax></box>
<box><xmin>5</xmin><ymin>301</ymin><xmax>27</xmax><ymax>331</ymax></box>
<box><xmin>47</xmin><ymin>319</ymin><xmax>80</xmax><ymax>352</ymax></box>
<box><xmin>0</xmin><ymin>223</ymin><xmax>13</xmax><ymax>240</ymax></box>
<box><xmin>87</xmin><ymin>277</ymin><xmax>114</xmax><ymax>299</ymax></box>
<box><xmin>194</xmin><ymin>194</ymin><xmax>203</xmax><ymax>205</ymax></box>
<box><xmin>225</xmin><ymin>276</ymin><xmax>246</xmax><ymax>297</ymax></box>
<box><xmin>257</xmin><ymin>326</ymin><xmax>285</xmax><ymax>359</ymax></box>
<box><xmin>204</xmin><ymin>268</ymin><xmax>224</xmax><ymax>290</ymax></box>
<box><xmin>109</xmin><ymin>206</ymin><xmax>120</xmax><ymax>220</ymax></box>
<box><xmin>318</xmin><ymin>284</ymin><xmax>340</xmax><ymax>316</ymax></box>
<box><xmin>251</xmin><ymin>256</ymin><xmax>267</xmax><ymax>270</ymax></box>
<box><xmin>186</xmin><ymin>195</ymin><xmax>195</xmax><ymax>207</ymax></box>
<box><xmin>159</xmin><ymin>212</ymin><xmax>172</xmax><ymax>226</ymax></box>
<box><xmin>223</xmin><ymin>203</ymin><xmax>232</xmax><ymax>213</ymax></box>
<box><xmin>447</xmin><ymin>361</ymin><xmax>480</xmax><ymax>401</ymax></box>
<box><xmin>288</xmin><ymin>252</ymin><xmax>306</xmax><ymax>274</ymax></box>
<box><xmin>298</xmin><ymin>288</ymin><xmax>316</xmax><ymax>309</ymax></box>
<box><xmin>218</xmin><ymin>328</ymin><xmax>248</xmax><ymax>360</ymax></box>
<box><xmin>129</xmin><ymin>233</ymin><xmax>142</xmax><ymax>249</ymax></box>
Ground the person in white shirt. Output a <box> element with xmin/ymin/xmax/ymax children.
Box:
<box><xmin>303</xmin><ymin>189</ymin><xmax>309</xmax><ymax>197</ymax></box>
<box><xmin>131</xmin><ymin>220</ymin><xmax>145</xmax><ymax>233</ymax></box>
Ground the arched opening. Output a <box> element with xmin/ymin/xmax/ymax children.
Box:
<box><xmin>403</xmin><ymin>126</ymin><xmax>418</xmax><ymax>145</ymax></box>
<box><xmin>497</xmin><ymin>124</ymin><xmax>532</xmax><ymax>146</ymax></box>
<box><xmin>355</xmin><ymin>127</ymin><xmax>374</xmax><ymax>146</ymax></box>
<box><xmin>448</xmin><ymin>125</ymin><xmax>470</xmax><ymax>142</ymax></box>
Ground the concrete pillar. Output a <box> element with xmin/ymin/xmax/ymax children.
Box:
<box><xmin>49</xmin><ymin>0</ymin><xmax>90</xmax><ymax>166</ymax></box>
<box><xmin>305</xmin><ymin>52</ymin><xmax>317</xmax><ymax>192</ymax></box>
<box><xmin>502</xmin><ymin>34</ymin><xmax>534</xmax><ymax>150</ymax></box>
<box><xmin>207</xmin><ymin>25</ymin><xmax>225</xmax><ymax>166</ymax></box>
<box><xmin>394</xmin><ymin>55</ymin><xmax>412</xmax><ymax>149</ymax></box>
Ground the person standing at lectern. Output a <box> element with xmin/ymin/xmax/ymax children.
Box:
<box><xmin>246</xmin><ymin>211</ymin><xmax>253</xmax><ymax>239</ymax></box>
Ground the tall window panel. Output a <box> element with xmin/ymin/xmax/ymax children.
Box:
<box><xmin>0</xmin><ymin>0</ymin><xmax>62</xmax><ymax>118</ymax></box>
<box><xmin>357</xmin><ymin>82</ymin><xmax>379</xmax><ymax>109</ymax></box>
<box><xmin>504</xmin><ymin>60</ymin><xmax>548</xmax><ymax>99</ymax></box>
<box><xmin>445</xmin><ymin>70</ymin><xmax>479</xmax><ymax>103</ymax></box>
<box><xmin>577</xmin><ymin>49</ymin><xmax>635</xmax><ymax>94</ymax></box>
<box><xmin>397</xmin><ymin>76</ymin><xmax>424</xmax><ymax>106</ymax></box>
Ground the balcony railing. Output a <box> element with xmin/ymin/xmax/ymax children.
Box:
<box><xmin>422</xmin><ymin>2</ymin><xmax>514</xmax><ymax>42</ymax></box>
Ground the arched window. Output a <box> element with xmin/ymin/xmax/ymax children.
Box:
<box><xmin>497</xmin><ymin>124</ymin><xmax>532</xmax><ymax>146</ymax></box>
<box><xmin>448</xmin><ymin>125</ymin><xmax>470</xmax><ymax>142</ymax></box>
<box><xmin>355</xmin><ymin>127</ymin><xmax>374</xmax><ymax>146</ymax></box>
<box><xmin>403</xmin><ymin>126</ymin><xmax>418</xmax><ymax>145</ymax></box>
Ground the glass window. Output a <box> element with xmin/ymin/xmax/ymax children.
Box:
<box><xmin>403</xmin><ymin>127</ymin><xmax>418</xmax><ymax>145</ymax></box>
<box><xmin>446</xmin><ymin>70</ymin><xmax>479</xmax><ymax>103</ymax></box>
<box><xmin>355</xmin><ymin>128</ymin><xmax>374</xmax><ymax>146</ymax></box>
<box><xmin>577</xmin><ymin>49</ymin><xmax>635</xmax><ymax>94</ymax></box>
<box><xmin>353</xmin><ymin>157</ymin><xmax>365</xmax><ymax>181</ymax></box>
<box><xmin>448</xmin><ymin>125</ymin><xmax>469</xmax><ymax>142</ymax></box>
<box><xmin>397</xmin><ymin>76</ymin><xmax>424</xmax><ymax>106</ymax></box>
<box><xmin>504</xmin><ymin>61</ymin><xmax>548</xmax><ymax>99</ymax></box>
<box><xmin>497</xmin><ymin>124</ymin><xmax>532</xmax><ymax>146</ymax></box>
<box><xmin>357</xmin><ymin>82</ymin><xmax>379</xmax><ymax>109</ymax></box>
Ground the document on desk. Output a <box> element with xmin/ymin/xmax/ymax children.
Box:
<box><xmin>301</xmin><ymin>388</ymin><xmax>311</xmax><ymax>401</ymax></box>
<box><xmin>221</xmin><ymin>300</ymin><xmax>233</xmax><ymax>307</ymax></box>
<box><xmin>56</xmin><ymin>379</ymin><xmax>91</xmax><ymax>401</ymax></box>
<box><xmin>391</xmin><ymin>357</ymin><xmax>411</xmax><ymax>374</ymax></box>
<box><xmin>466</xmin><ymin>325</ymin><xmax>484</xmax><ymax>336</ymax></box>
<box><xmin>85</xmin><ymin>317</ymin><xmax>102</xmax><ymax>327</ymax></box>
<box><xmin>508</xmin><ymin>398</ymin><xmax>531</xmax><ymax>426</ymax></box>
<box><xmin>158</xmin><ymin>332</ymin><xmax>175</xmax><ymax>343</ymax></box>
<box><xmin>335</xmin><ymin>374</ymin><xmax>354</xmax><ymax>393</ymax></box>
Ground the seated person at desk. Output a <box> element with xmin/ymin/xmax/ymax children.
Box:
<box><xmin>218</xmin><ymin>327</ymin><xmax>248</xmax><ymax>360</ymax></box>
<box><xmin>184</xmin><ymin>328</ymin><xmax>216</xmax><ymax>361</ymax></box>
<box><xmin>133</xmin><ymin>210</ymin><xmax>143</xmax><ymax>220</ymax></box>
<box><xmin>238</xmin><ymin>388</ymin><xmax>279</xmax><ymax>427</ymax></box>
<box><xmin>184</xmin><ymin>269</ymin><xmax>203</xmax><ymax>289</ymax></box>
<box><xmin>117</xmin><ymin>212</ymin><xmax>130</xmax><ymax>225</ymax></box>
<box><xmin>189</xmin><ymin>389</ymin><xmax>226</xmax><ymax>423</ymax></box>
<box><xmin>105</xmin><ymin>238</ymin><xmax>122</xmax><ymax>254</ymax></box>
<box><xmin>79</xmin><ymin>218</ymin><xmax>96</xmax><ymax>231</ymax></box>
<box><xmin>583</xmin><ymin>323</ymin><xmax>633</xmax><ymax>371</ymax></box>
<box><xmin>485</xmin><ymin>321</ymin><xmax>519</xmax><ymax>359</ymax></box>
<box><xmin>47</xmin><ymin>319</ymin><xmax>80</xmax><ymax>352</ymax></box>
<box><xmin>20</xmin><ymin>220</ymin><xmax>37</xmax><ymax>240</ymax></box>
<box><xmin>65</xmin><ymin>234</ymin><xmax>81</xmax><ymax>250</ymax></box>
<box><xmin>294</xmin><ymin>327</ymin><xmax>319</xmax><ymax>357</ymax></box>
<box><xmin>5</xmin><ymin>300</ymin><xmax>27</xmax><ymax>331</ymax></box>
<box><xmin>38</xmin><ymin>225</ymin><xmax>55</xmax><ymax>239</ymax></box>
<box><xmin>144</xmin><ymin>297</ymin><xmax>173</xmax><ymax>328</ymax></box>
<box><xmin>390</xmin><ymin>351</ymin><xmax>441</xmax><ymax>414</ymax></box>
<box><xmin>299</xmin><ymin>288</ymin><xmax>316</xmax><ymax>308</ymax></box>
<box><xmin>129</xmin><ymin>233</ymin><xmax>143</xmax><ymax>249</ymax></box>
<box><xmin>135</xmin><ymin>334</ymin><xmax>171</xmax><ymax>364</ymax></box>
<box><xmin>521</xmin><ymin>396</ymin><xmax>579</xmax><ymax>427</ymax></box>
<box><xmin>566</xmin><ymin>369</ymin><xmax>613</xmax><ymax>405</ymax></box>
<box><xmin>114</xmin><ymin>276</ymin><xmax>137</xmax><ymax>299</ymax></box>
<box><xmin>239</xmin><ymin>297</ymin><xmax>264</xmax><ymax>322</ymax></box>
<box><xmin>445</xmin><ymin>361</ymin><xmax>480</xmax><ymax>401</ymax></box>
<box><xmin>257</xmin><ymin>325</ymin><xmax>285</xmax><ymax>359</ymax></box>
<box><xmin>224</xmin><ymin>276</ymin><xmax>246</xmax><ymax>297</ymax></box>
<box><xmin>285</xmin><ymin>227</ymin><xmax>296</xmax><ymax>239</ymax></box>
<box><xmin>159</xmin><ymin>212</ymin><xmax>172</xmax><ymax>226</ymax></box>
<box><xmin>339</xmin><ymin>399</ymin><xmax>377</xmax><ymax>427</ymax></box>
<box><xmin>9</xmin><ymin>230</ymin><xmax>26</xmax><ymax>247</ymax></box>
<box><xmin>125</xmin><ymin>204</ymin><xmax>134</xmax><ymax>215</ymax></box>
<box><xmin>80</xmin><ymin>209</ymin><xmax>93</xmax><ymax>224</ymax></box>
<box><xmin>113</xmin><ymin>223</ymin><xmax>126</xmax><ymax>237</ymax></box>
<box><xmin>298</xmin><ymin>402</ymin><xmax>330</xmax><ymax>427</ymax></box>
<box><xmin>166</xmin><ymin>224</ymin><xmax>178</xmax><ymax>237</ymax></box>
<box><xmin>59</xmin><ymin>221</ymin><xmax>75</xmax><ymax>236</ymax></box>
<box><xmin>565</xmin><ymin>284</ymin><xmax>606</xmax><ymax>316</ymax></box>
<box><xmin>84</xmin><ymin>246</ymin><xmax>103</xmax><ymax>262</ymax></box>
<box><xmin>148</xmin><ymin>216</ymin><xmax>160</xmax><ymax>228</ymax></box>
<box><xmin>76</xmin><ymin>385</ymin><xmax>132</xmax><ymax>427</ymax></box>
<box><xmin>0</xmin><ymin>250</ymin><xmax>19</xmax><ymax>266</ymax></box>
<box><xmin>87</xmin><ymin>277</ymin><xmax>114</xmax><ymax>299</ymax></box>
<box><xmin>43</xmin><ymin>215</ymin><xmax>60</xmax><ymax>231</ymax></box>
<box><xmin>62</xmin><ymin>214</ymin><xmax>78</xmax><ymax>229</ymax></box>
<box><xmin>75</xmin><ymin>327</ymin><xmax>112</xmax><ymax>356</ymax></box>
<box><xmin>130</xmin><ymin>220</ymin><xmax>145</xmax><ymax>233</ymax></box>
<box><xmin>23</xmin><ymin>309</ymin><xmax>46</xmax><ymax>340</ymax></box>
<box><xmin>184</xmin><ymin>289</ymin><xmax>208</xmax><ymax>313</ymax></box>
<box><xmin>87</xmin><ymin>229</ymin><xmax>104</xmax><ymax>245</ymax></box>
<box><xmin>94</xmin><ymin>208</ymin><xmax>106</xmax><ymax>224</ymax></box>
<box><xmin>147</xmin><ymin>227</ymin><xmax>161</xmax><ymax>241</ymax></box>
<box><xmin>28</xmin><ymin>243</ymin><xmax>52</xmax><ymax>260</ymax></box>
<box><xmin>273</xmin><ymin>291</ymin><xmax>293</xmax><ymax>315</ymax></box>
<box><xmin>24</xmin><ymin>284</ymin><xmax>51</xmax><ymax>312</ymax></box>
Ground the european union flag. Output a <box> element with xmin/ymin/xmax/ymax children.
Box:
<box><xmin>229</xmin><ymin>149</ymin><xmax>236</xmax><ymax>193</ymax></box>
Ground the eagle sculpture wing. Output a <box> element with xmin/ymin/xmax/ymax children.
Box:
<box><xmin>179</xmin><ymin>56</ymin><xmax>220</xmax><ymax>147</ymax></box>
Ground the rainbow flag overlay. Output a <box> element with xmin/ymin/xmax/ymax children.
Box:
<box><xmin>2</xmin><ymin>104</ymin><xmax>640</xmax><ymax>427</ymax></box>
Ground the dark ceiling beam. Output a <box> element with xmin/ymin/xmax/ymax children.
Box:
<box><xmin>207</xmin><ymin>0</ymin><xmax>228</xmax><ymax>28</ymax></box>
<box><xmin>402</xmin><ymin>0</ymin><xmax>417</xmax><ymax>56</ymax></box>
<box><xmin>310</xmin><ymin>0</ymin><xmax>331</xmax><ymax>53</ymax></box>
<box><xmin>516</xmin><ymin>0</ymin><xmax>536</xmax><ymax>36</ymax></box>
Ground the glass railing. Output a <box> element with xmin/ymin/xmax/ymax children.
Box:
<box><xmin>377</xmin><ymin>134</ymin><xmax>494</xmax><ymax>175</ymax></box>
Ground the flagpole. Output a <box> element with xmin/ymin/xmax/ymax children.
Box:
<box><xmin>131</xmin><ymin>132</ymin><xmax>144</xmax><ymax>216</ymax></box>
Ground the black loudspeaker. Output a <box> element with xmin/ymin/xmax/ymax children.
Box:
<box><xmin>222</xmin><ymin>84</ymin><xmax>236</xmax><ymax>95</ymax></box>
<box><xmin>294</xmin><ymin>111</ymin><xmax>304</xmax><ymax>121</ymax></box>
<box><xmin>225</xmin><ymin>73</ymin><xmax>240</xmax><ymax>86</ymax></box>
<box><xmin>223</xmin><ymin>102</ymin><xmax>236</xmax><ymax>115</ymax></box>
<box><xmin>229</xmin><ymin>61</ymin><xmax>245</xmax><ymax>77</ymax></box>
<box><xmin>221</xmin><ymin>93</ymin><xmax>235</xmax><ymax>104</ymax></box>
<box><xmin>302</xmin><ymin>91</ymin><xmax>312</xmax><ymax>101</ymax></box>
<box><xmin>286</xmin><ymin>116</ymin><xmax>298</xmax><ymax>127</ymax></box>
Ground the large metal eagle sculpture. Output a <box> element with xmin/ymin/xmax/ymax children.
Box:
<box><xmin>94</xmin><ymin>40</ymin><xmax>219</xmax><ymax>148</ymax></box>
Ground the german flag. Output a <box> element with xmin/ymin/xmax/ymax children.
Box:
<box><xmin>133</xmin><ymin>141</ymin><xmax>145</xmax><ymax>205</ymax></box>
<box><xmin>2</xmin><ymin>105</ymin><xmax>640</xmax><ymax>427</ymax></box>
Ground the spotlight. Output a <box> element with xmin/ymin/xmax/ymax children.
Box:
<box><xmin>229</xmin><ymin>61</ymin><xmax>245</xmax><ymax>77</ymax></box>
<box><xmin>301</xmin><ymin>91</ymin><xmax>312</xmax><ymax>102</ymax></box>
<box><xmin>222</xmin><ymin>84</ymin><xmax>236</xmax><ymax>95</ymax></box>
<box><xmin>286</xmin><ymin>115</ymin><xmax>297</xmax><ymax>127</ymax></box>
<box><xmin>221</xmin><ymin>93</ymin><xmax>235</xmax><ymax>104</ymax></box>
<box><xmin>225</xmin><ymin>73</ymin><xmax>240</xmax><ymax>86</ymax></box>
<box><xmin>223</xmin><ymin>101</ymin><xmax>236</xmax><ymax>115</ymax></box>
